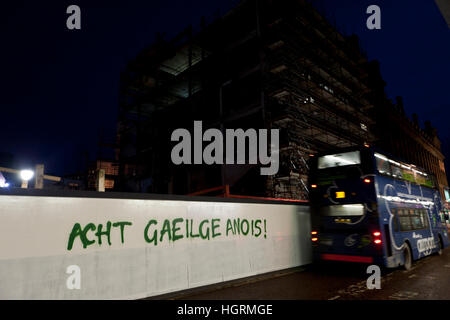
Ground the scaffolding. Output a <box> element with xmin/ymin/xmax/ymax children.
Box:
<box><xmin>117</xmin><ymin>0</ymin><xmax>378</xmax><ymax>199</ymax></box>
<box><xmin>262</xmin><ymin>1</ymin><xmax>375</xmax><ymax>199</ymax></box>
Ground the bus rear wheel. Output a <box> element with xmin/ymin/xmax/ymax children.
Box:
<box><xmin>403</xmin><ymin>244</ymin><xmax>412</xmax><ymax>270</ymax></box>
<box><xmin>437</xmin><ymin>236</ymin><xmax>443</xmax><ymax>256</ymax></box>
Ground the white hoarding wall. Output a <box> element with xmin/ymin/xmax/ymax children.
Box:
<box><xmin>0</xmin><ymin>194</ymin><xmax>312</xmax><ymax>299</ymax></box>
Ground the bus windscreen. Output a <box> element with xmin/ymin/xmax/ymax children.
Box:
<box><xmin>318</xmin><ymin>151</ymin><xmax>361</xmax><ymax>169</ymax></box>
<box><xmin>319</xmin><ymin>204</ymin><xmax>364</xmax><ymax>216</ymax></box>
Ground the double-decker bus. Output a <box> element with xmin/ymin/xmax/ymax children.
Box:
<box><xmin>308</xmin><ymin>146</ymin><xmax>449</xmax><ymax>269</ymax></box>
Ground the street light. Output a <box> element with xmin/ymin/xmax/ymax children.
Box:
<box><xmin>20</xmin><ymin>170</ymin><xmax>34</xmax><ymax>189</ymax></box>
<box><xmin>0</xmin><ymin>172</ymin><xmax>8</xmax><ymax>188</ymax></box>
<box><xmin>0</xmin><ymin>165</ymin><xmax>60</xmax><ymax>189</ymax></box>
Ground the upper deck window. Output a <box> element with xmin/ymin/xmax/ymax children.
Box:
<box><xmin>375</xmin><ymin>153</ymin><xmax>435</xmax><ymax>188</ymax></box>
<box><xmin>318</xmin><ymin>151</ymin><xmax>361</xmax><ymax>169</ymax></box>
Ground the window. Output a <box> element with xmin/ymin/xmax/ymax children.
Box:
<box><xmin>391</xmin><ymin>164</ymin><xmax>403</xmax><ymax>179</ymax></box>
<box><xmin>415</xmin><ymin>173</ymin><xmax>426</xmax><ymax>186</ymax></box>
<box><xmin>375</xmin><ymin>153</ymin><xmax>434</xmax><ymax>187</ymax></box>
<box><xmin>393</xmin><ymin>208</ymin><xmax>429</xmax><ymax>232</ymax></box>
<box><xmin>401</xmin><ymin>167</ymin><xmax>415</xmax><ymax>183</ymax></box>
<box><xmin>420</xmin><ymin>210</ymin><xmax>429</xmax><ymax>228</ymax></box>
<box><xmin>319</xmin><ymin>204</ymin><xmax>364</xmax><ymax>216</ymax></box>
<box><xmin>420</xmin><ymin>175</ymin><xmax>435</xmax><ymax>188</ymax></box>
<box><xmin>393</xmin><ymin>213</ymin><xmax>399</xmax><ymax>231</ymax></box>
<box><xmin>411</xmin><ymin>210</ymin><xmax>423</xmax><ymax>229</ymax></box>
<box><xmin>415</xmin><ymin>172</ymin><xmax>434</xmax><ymax>188</ymax></box>
<box><xmin>376</xmin><ymin>156</ymin><xmax>391</xmax><ymax>176</ymax></box>
<box><xmin>397</xmin><ymin>209</ymin><xmax>413</xmax><ymax>231</ymax></box>
<box><xmin>318</xmin><ymin>151</ymin><xmax>361</xmax><ymax>169</ymax></box>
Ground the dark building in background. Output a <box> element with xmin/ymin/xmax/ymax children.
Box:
<box><xmin>365</xmin><ymin>56</ymin><xmax>449</xmax><ymax>199</ymax></box>
<box><xmin>436</xmin><ymin>0</ymin><xmax>450</xmax><ymax>28</ymax></box>
<box><xmin>0</xmin><ymin>152</ymin><xmax>15</xmax><ymax>187</ymax></box>
<box><xmin>86</xmin><ymin>133</ymin><xmax>120</xmax><ymax>191</ymax></box>
<box><xmin>117</xmin><ymin>0</ymin><xmax>448</xmax><ymax>200</ymax></box>
<box><xmin>373</xmin><ymin>97</ymin><xmax>448</xmax><ymax>199</ymax></box>
<box><xmin>0</xmin><ymin>152</ymin><xmax>15</xmax><ymax>168</ymax></box>
<box><xmin>87</xmin><ymin>160</ymin><xmax>119</xmax><ymax>191</ymax></box>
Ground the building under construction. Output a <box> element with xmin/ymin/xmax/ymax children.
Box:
<box><xmin>116</xmin><ymin>0</ymin><xmax>448</xmax><ymax>200</ymax></box>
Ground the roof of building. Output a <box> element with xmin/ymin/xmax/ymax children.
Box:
<box><xmin>436</xmin><ymin>0</ymin><xmax>450</xmax><ymax>28</ymax></box>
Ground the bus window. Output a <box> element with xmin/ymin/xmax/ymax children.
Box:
<box><xmin>376</xmin><ymin>157</ymin><xmax>392</xmax><ymax>176</ymax></box>
<box><xmin>420</xmin><ymin>210</ymin><xmax>429</xmax><ymax>229</ymax></box>
<box><xmin>420</xmin><ymin>176</ymin><xmax>435</xmax><ymax>188</ymax></box>
<box><xmin>374</xmin><ymin>152</ymin><xmax>434</xmax><ymax>187</ymax></box>
<box><xmin>318</xmin><ymin>151</ymin><xmax>360</xmax><ymax>169</ymax></box>
<box><xmin>397</xmin><ymin>209</ymin><xmax>413</xmax><ymax>231</ymax></box>
<box><xmin>411</xmin><ymin>210</ymin><xmax>425</xmax><ymax>229</ymax></box>
<box><xmin>391</xmin><ymin>164</ymin><xmax>403</xmax><ymax>179</ymax></box>
<box><xmin>390</xmin><ymin>164</ymin><xmax>416</xmax><ymax>183</ymax></box>
<box><xmin>415</xmin><ymin>174</ymin><xmax>425</xmax><ymax>185</ymax></box>
<box><xmin>392</xmin><ymin>208</ymin><xmax>399</xmax><ymax>231</ymax></box>
<box><xmin>401</xmin><ymin>167</ymin><xmax>416</xmax><ymax>183</ymax></box>
<box><xmin>415</xmin><ymin>173</ymin><xmax>435</xmax><ymax>188</ymax></box>
<box><xmin>319</xmin><ymin>204</ymin><xmax>364</xmax><ymax>216</ymax></box>
<box><xmin>394</xmin><ymin>208</ymin><xmax>429</xmax><ymax>231</ymax></box>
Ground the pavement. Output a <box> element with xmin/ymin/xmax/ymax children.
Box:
<box><xmin>164</xmin><ymin>248</ymin><xmax>450</xmax><ymax>300</ymax></box>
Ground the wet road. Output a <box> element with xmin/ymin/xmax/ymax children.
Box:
<box><xmin>169</xmin><ymin>248</ymin><xmax>450</xmax><ymax>300</ymax></box>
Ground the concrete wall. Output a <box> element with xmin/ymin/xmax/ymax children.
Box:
<box><xmin>0</xmin><ymin>193</ymin><xmax>312</xmax><ymax>299</ymax></box>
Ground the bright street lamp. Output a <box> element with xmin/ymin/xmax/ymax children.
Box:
<box><xmin>20</xmin><ymin>170</ymin><xmax>34</xmax><ymax>181</ymax></box>
<box><xmin>20</xmin><ymin>170</ymin><xmax>34</xmax><ymax>188</ymax></box>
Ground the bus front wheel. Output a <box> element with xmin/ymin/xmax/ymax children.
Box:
<box><xmin>403</xmin><ymin>244</ymin><xmax>412</xmax><ymax>270</ymax></box>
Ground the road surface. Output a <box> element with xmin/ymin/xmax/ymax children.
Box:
<box><xmin>161</xmin><ymin>248</ymin><xmax>450</xmax><ymax>300</ymax></box>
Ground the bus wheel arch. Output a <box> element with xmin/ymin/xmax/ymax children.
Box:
<box><xmin>402</xmin><ymin>240</ymin><xmax>413</xmax><ymax>270</ymax></box>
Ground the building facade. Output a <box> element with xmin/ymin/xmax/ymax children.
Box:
<box><xmin>117</xmin><ymin>0</ymin><xmax>448</xmax><ymax>200</ymax></box>
<box><xmin>373</xmin><ymin>98</ymin><xmax>448</xmax><ymax>199</ymax></box>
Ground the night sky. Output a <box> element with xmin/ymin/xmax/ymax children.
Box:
<box><xmin>0</xmin><ymin>0</ymin><xmax>449</xmax><ymax>177</ymax></box>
